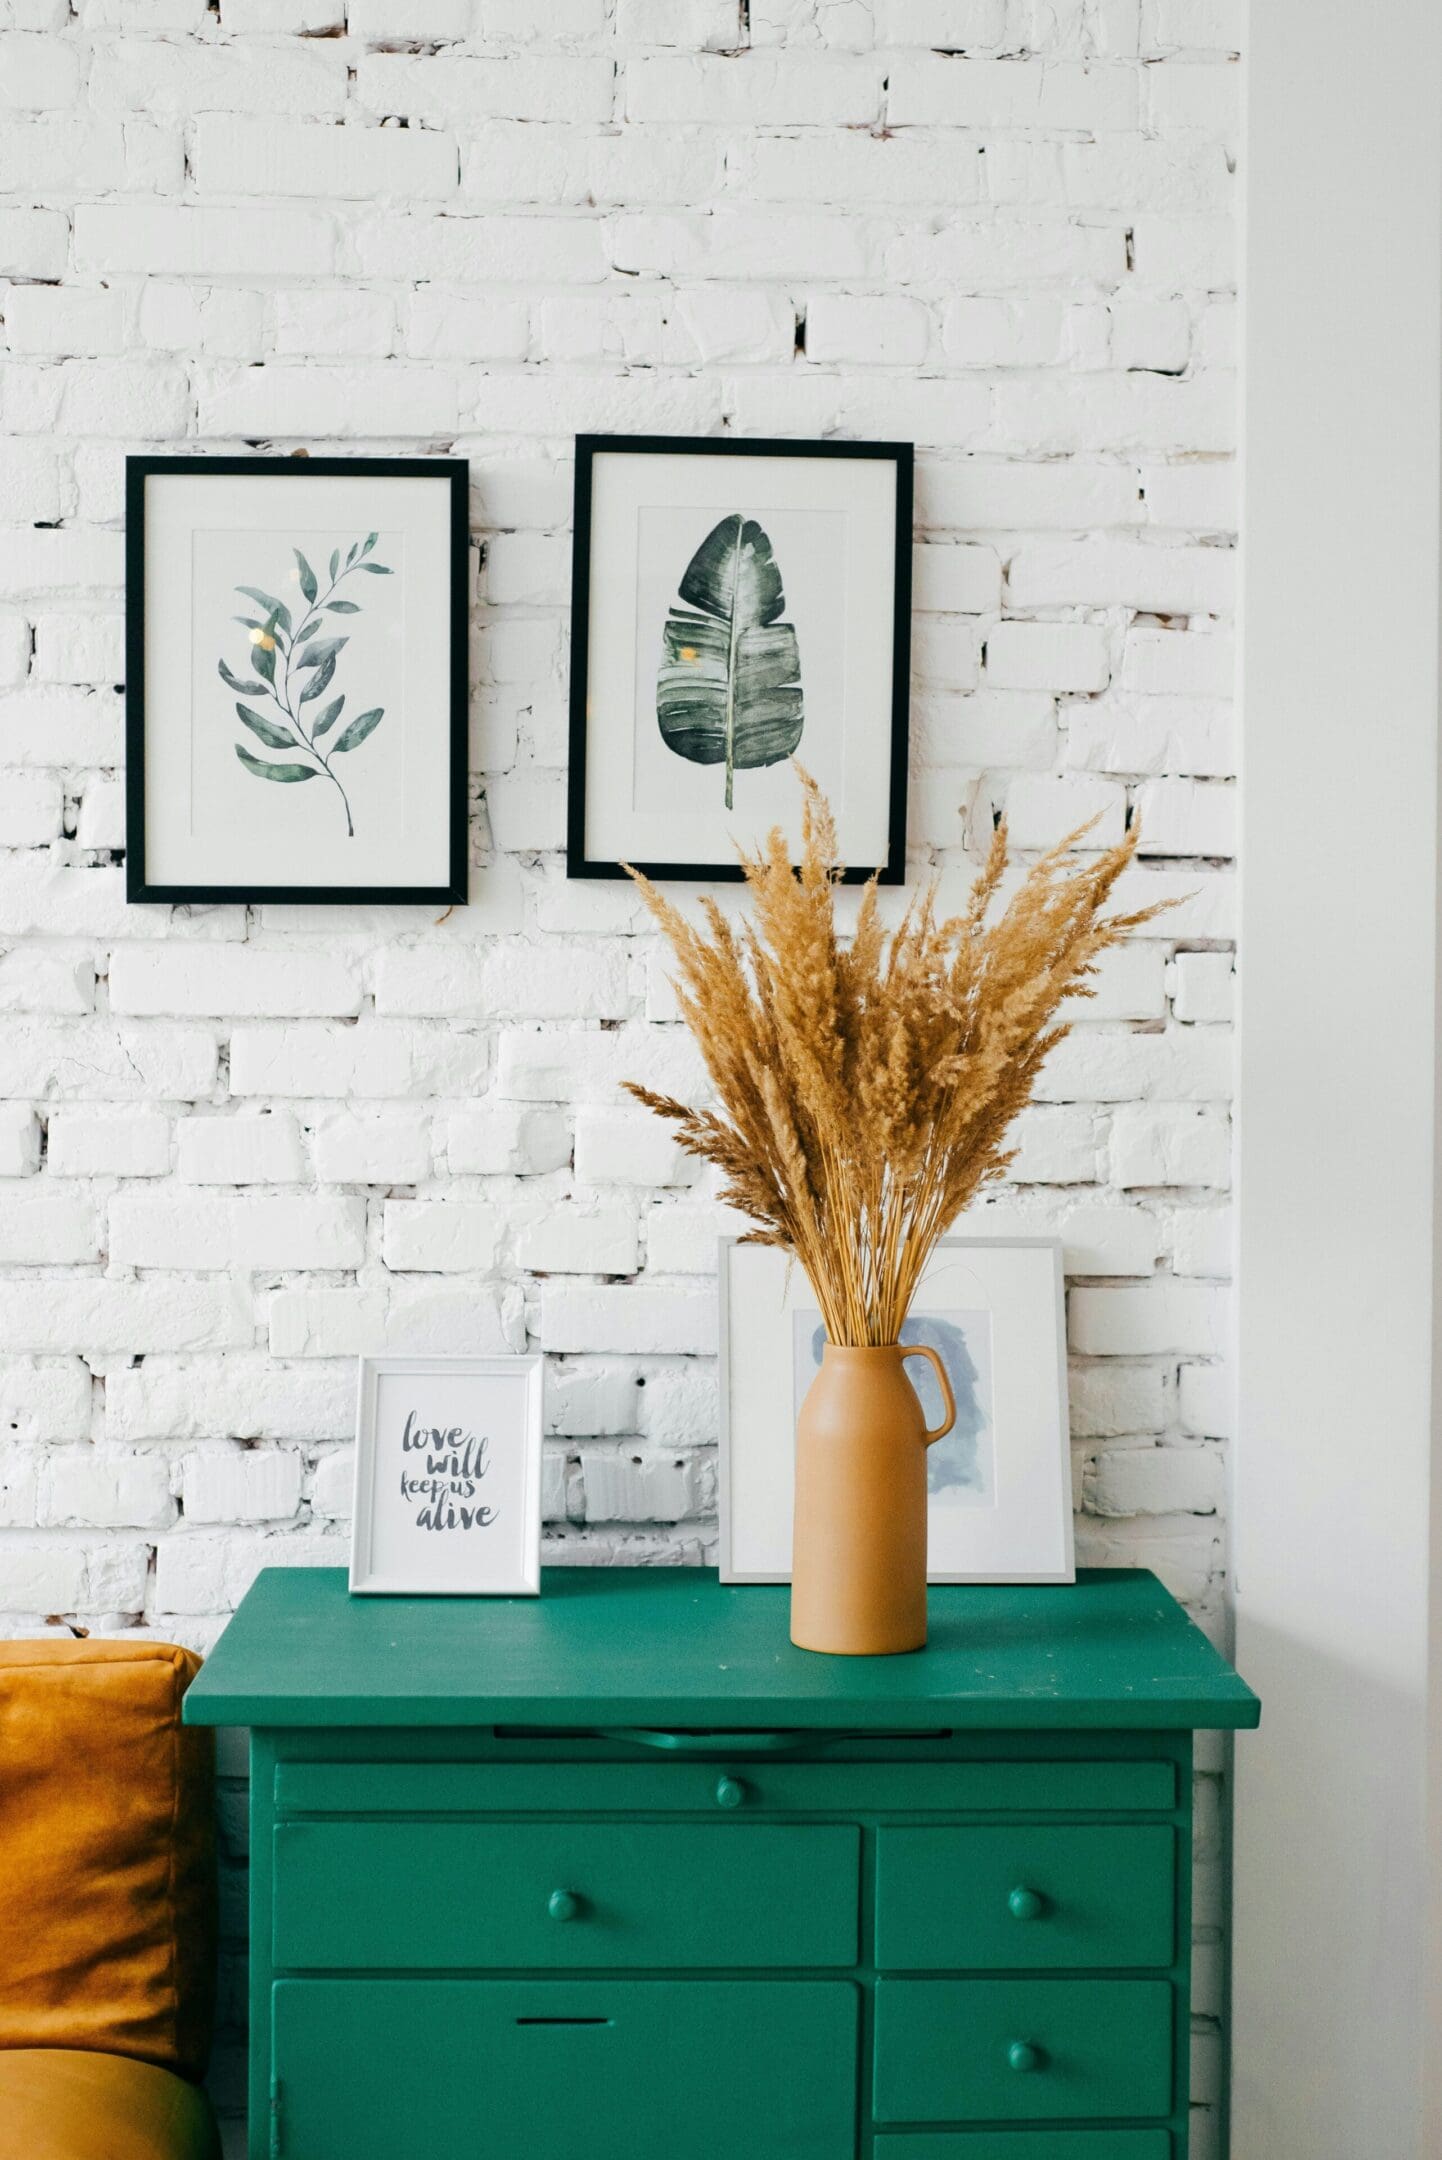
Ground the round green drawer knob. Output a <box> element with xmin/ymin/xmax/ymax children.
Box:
<box><xmin>1008</xmin><ymin>2042</ymin><xmax>1044</xmax><ymax>2075</ymax></box>
<box><xmin>547</xmin><ymin>1889</ymin><xmax>582</xmax><ymax>1922</ymax></box>
<box><xmin>1008</xmin><ymin>1886</ymin><xmax>1046</xmax><ymax>1921</ymax></box>
<box><xmin>715</xmin><ymin>1774</ymin><xmax>747</xmax><ymax>1810</ymax></box>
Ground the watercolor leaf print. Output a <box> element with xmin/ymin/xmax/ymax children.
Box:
<box><xmin>656</xmin><ymin>512</ymin><xmax>803</xmax><ymax>811</ymax></box>
<box><xmin>219</xmin><ymin>532</ymin><xmax>390</xmax><ymax>836</ymax></box>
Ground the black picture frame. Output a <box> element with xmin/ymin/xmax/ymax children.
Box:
<box><xmin>125</xmin><ymin>455</ymin><xmax>469</xmax><ymax>906</ymax></box>
<box><xmin>566</xmin><ymin>433</ymin><xmax>914</xmax><ymax>884</ymax></box>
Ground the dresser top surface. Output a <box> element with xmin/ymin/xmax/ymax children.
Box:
<box><xmin>184</xmin><ymin>1566</ymin><xmax>1259</xmax><ymax>1732</ymax></box>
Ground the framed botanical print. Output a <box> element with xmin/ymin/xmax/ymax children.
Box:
<box><xmin>567</xmin><ymin>434</ymin><xmax>913</xmax><ymax>882</ymax></box>
<box><xmin>719</xmin><ymin>1237</ymin><xmax>1074</xmax><ymax>1585</ymax></box>
<box><xmin>349</xmin><ymin>1355</ymin><xmax>544</xmax><ymax>1597</ymax></box>
<box><xmin>126</xmin><ymin>456</ymin><xmax>468</xmax><ymax>905</ymax></box>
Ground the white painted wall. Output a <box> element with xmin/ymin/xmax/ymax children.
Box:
<box><xmin>1232</xmin><ymin>2</ymin><xmax>1442</xmax><ymax>2152</ymax></box>
<box><xmin>0</xmin><ymin>3</ymin><xmax>1242</xmax><ymax>2145</ymax></box>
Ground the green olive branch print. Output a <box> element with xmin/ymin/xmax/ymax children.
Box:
<box><xmin>220</xmin><ymin>532</ymin><xmax>392</xmax><ymax>837</ymax></box>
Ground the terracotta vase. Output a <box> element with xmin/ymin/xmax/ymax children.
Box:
<box><xmin>790</xmin><ymin>1341</ymin><xmax>957</xmax><ymax>1657</ymax></box>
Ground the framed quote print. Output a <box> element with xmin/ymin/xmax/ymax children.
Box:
<box><xmin>349</xmin><ymin>1356</ymin><xmax>544</xmax><ymax>1597</ymax></box>
<box><xmin>567</xmin><ymin>434</ymin><xmax>913</xmax><ymax>883</ymax></box>
<box><xmin>126</xmin><ymin>456</ymin><xmax>468</xmax><ymax>905</ymax></box>
<box><xmin>719</xmin><ymin>1237</ymin><xmax>1073</xmax><ymax>1586</ymax></box>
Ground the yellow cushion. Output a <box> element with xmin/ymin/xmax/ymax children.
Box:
<box><xmin>0</xmin><ymin>2049</ymin><xmax>220</xmax><ymax>2160</ymax></box>
<box><xmin>0</xmin><ymin>1640</ymin><xmax>216</xmax><ymax>2080</ymax></box>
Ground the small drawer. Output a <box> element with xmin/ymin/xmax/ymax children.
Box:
<box><xmin>275</xmin><ymin>1758</ymin><xmax>1175</xmax><ymax>1819</ymax></box>
<box><xmin>274</xmin><ymin>1818</ymin><xmax>859</xmax><ymax>1970</ymax></box>
<box><xmin>873</xmin><ymin>1979</ymin><xmax>1173</xmax><ymax>2124</ymax></box>
<box><xmin>876</xmin><ymin>2137</ymin><xmax>1170</xmax><ymax>2159</ymax></box>
<box><xmin>875</xmin><ymin>1826</ymin><xmax>1174</xmax><ymax>1970</ymax></box>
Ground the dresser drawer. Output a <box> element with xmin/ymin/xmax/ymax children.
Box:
<box><xmin>876</xmin><ymin>2138</ymin><xmax>1170</xmax><ymax>2159</ymax></box>
<box><xmin>276</xmin><ymin>1758</ymin><xmax>1176</xmax><ymax>1817</ymax></box>
<box><xmin>873</xmin><ymin>1979</ymin><xmax>1173</xmax><ymax>2122</ymax></box>
<box><xmin>875</xmin><ymin>1826</ymin><xmax>1175</xmax><ymax>1970</ymax></box>
<box><xmin>274</xmin><ymin>1818</ymin><xmax>859</xmax><ymax>1969</ymax></box>
<box><xmin>274</xmin><ymin>1978</ymin><xmax>858</xmax><ymax>2160</ymax></box>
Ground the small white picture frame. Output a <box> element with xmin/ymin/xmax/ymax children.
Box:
<box><xmin>349</xmin><ymin>1355</ymin><xmax>544</xmax><ymax>1597</ymax></box>
<box><xmin>719</xmin><ymin>1237</ymin><xmax>1073</xmax><ymax>1586</ymax></box>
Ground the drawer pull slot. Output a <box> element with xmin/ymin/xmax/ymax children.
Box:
<box><xmin>515</xmin><ymin>2017</ymin><xmax>611</xmax><ymax>2027</ymax></box>
<box><xmin>1008</xmin><ymin>1886</ymin><xmax>1046</xmax><ymax>1922</ymax></box>
<box><xmin>547</xmin><ymin>1889</ymin><xmax>583</xmax><ymax>1922</ymax></box>
<box><xmin>1007</xmin><ymin>2041</ymin><xmax>1045</xmax><ymax>2074</ymax></box>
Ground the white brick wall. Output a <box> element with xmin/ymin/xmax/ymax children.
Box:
<box><xmin>0</xmin><ymin>4</ymin><xmax>1237</xmax><ymax>2145</ymax></box>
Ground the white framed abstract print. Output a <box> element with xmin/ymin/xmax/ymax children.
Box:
<box><xmin>719</xmin><ymin>1237</ymin><xmax>1073</xmax><ymax>1585</ymax></box>
<box><xmin>349</xmin><ymin>1356</ymin><xmax>543</xmax><ymax>1597</ymax></box>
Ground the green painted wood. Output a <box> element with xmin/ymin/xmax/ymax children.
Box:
<box><xmin>274</xmin><ymin>1757</ymin><xmax>1177</xmax><ymax>1818</ymax></box>
<box><xmin>875</xmin><ymin>2136</ymin><xmax>1171</xmax><ymax>2159</ymax></box>
<box><xmin>273</xmin><ymin>1820</ymin><xmax>860</xmax><ymax>1970</ymax></box>
<box><xmin>184</xmin><ymin>1566</ymin><xmax>1261</xmax><ymax>1732</ymax></box>
<box><xmin>271</xmin><ymin>1979</ymin><xmax>859</xmax><ymax>2160</ymax></box>
<box><xmin>875</xmin><ymin>1825</ymin><xmax>1175</xmax><ymax>1970</ymax></box>
<box><xmin>872</xmin><ymin>1978</ymin><xmax>1173</xmax><ymax>2123</ymax></box>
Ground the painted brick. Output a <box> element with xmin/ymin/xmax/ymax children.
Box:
<box><xmin>106</xmin><ymin>1354</ymin><xmax>351</xmax><ymax>1442</ymax></box>
<box><xmin>75</xmin><ymin>203</ymin><xmax>338</xmax><ymax>279</ymax></box>
<box><xmin>626</xmin><ymin>53</ymin><xmax>882</xmax><ymax>124</ymax></box>
<box><xmin>1169</xmin><ymin>952</ymin><xmax>1235</xmax><ymax>1023</ymax></box>
<box><xmin>1110</xmin><ymin>1103</ymin><xmax>1232</xmax><ymax>1187</ymax></box>
<box><xmin>40</xmin><ymin>1449</ymin><xmax>175</xmax><ymax>1530</ymax></box>
<box><xmin>1069</xmin><ymin>1281</ymin><xmax>1228</xmax><ymax>1356</ymax></box>
<box><xmin>446</xmin><ymin>1104</ymin><xmax>572</xmax><ymax>1177</ymax></box>
<box><xmin>109</xmin><ymin>1194</ymin><xmax>366</xmax><ymax>1271</ymax></box>
<box><xmin>538</xmin><ymin>1284</ymin><xmax>717</xmax><ymax>1356</ymax></box>
<box><xmin>110</xmin><ymin>947</ymin><xmax>362</xmax><ymax>1019</ymax></box>
<box><xmin>191</xmin><ymin>115</ymin><xmax>458</xmax><ymax>201</ymax></box>
<box><xmin>575</xmin><ymin>1106</ymin><xmax>699</xmax><ymax>1188</ymax></box>
<box><xmin>0</xmin><ymin>1191</ymin><xmax>100</xmax><ymax>1265</ymax></box>
<box><xmin>229</xmin><ymin>1022</ymin><xmax>487</xmax><ymax>1099</ymax></box>
<box><xmin>1002</xmin><ymin>775</ymin><xmax>1127</xmax><ymax>849</ymax></box>
<box><xmin>0</xmin><ymin>948</ymin><xmax>94</xmax><ymax>1015</ymax></box>
<box><xmin>1088</xmin><ymin>1441</ymin><xmax>1224</xmax><ymax>1518</ymax></box>
<box><xmin>1069</xmin><ymin>1360</ymin><xmax>1167</xmax><ymax>1439</ymax></box>
<box><xmin>0</xmin><ymin>1103</ymin><xmax>41</xmax><ymax>1177</ymax></box>
<box><xmin>47</xmin><ymin>1111</ymin><xmax>171</xmax><ymax>1178</ymax></box>
<box><xmin>0</xmin><ymin>1021</ymin><xmax>217</xmax><ymax>1100</ymax></box>
<box><xmin>515</xmin><ymin>1204</ymin><xmax>640</xmax><ymax>1277</ymax></box>
<box><xmin>888</xmin><ymin>59</ymin><xmax>1139</xmax><ymax>129</ymax></box>
<box><xmin>355</xmin><ymin>53</ymin><xmax>614</xmax><ymax>125</ymax></box>
<box><xmin>177</xmin><ymin>1115</ymin><xmax>307</xmax><ymax>1185</ymax></box>
<box><xmin>311</xmin><ymin>1111</ymin><xmax>432</xmax><ymax>1186</ymax></box>
<box><xmin>0</xmin><ymin>771</ymin><xmax>61</xmax><ymax>846</ymax></box>
<box><xmin>0</xmin><ymin>1280</ymin><xmax>252</xmax><ymax>1356</ymax></box>
<box><xmin>0</xmin><ymin>207</ymin><xmax>67</xmax><ymax>276</ymax></box>
<box><xmin>986</xmin><ymin>621</ymin><xmax>1112</xmax><ymax>693</ymax></box>
<box><xmin>382</xmin><ymin>1201</ymin><xmax>504</xmax><ymax>1274</ymax></box>
<box><xmin>181</xmin><ymin>1449</ymin><xmax>304</xmax><ymax>1524</ymax></box>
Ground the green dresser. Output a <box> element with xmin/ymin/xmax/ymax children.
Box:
<box><xmin>185</xmin><ymin>1566</ymin><xmax>1259</xmax><ymax>2160</ymax></box>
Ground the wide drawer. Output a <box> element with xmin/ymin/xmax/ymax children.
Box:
<box><xmin>876</xmin><ymin>2138</ymin><xmax>1170</xmax><ymax>2159</ymax></box>
<box><xmin>276</xmin><ymin>1758</ymin><xmax>1176</xmax><ymax>1817</ymax></box>
<box><xmin>873</xmin><ymin>1979</ymin><xmax>1173</xmax><ymax>2123</ymax></box>
<box><xmin>274</xmin><ymin>1978</ymin><xmax>857</xmax><ymax>2160</ymax></box>
<box><xmin>273</xmin><ymin>1818</ymin><xmax>859</xmax><ymax>1969</ymax></box>
<box><xmin>875</xmin><ymin>1826</ymin><xmax>1175</xmax><ymax>1970</ymax></box>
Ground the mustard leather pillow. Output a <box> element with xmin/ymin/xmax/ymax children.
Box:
<box><xmin>0</xmin><ymin>1640</ymin><xmax>216</xmax><ymax>2081</ymax></box>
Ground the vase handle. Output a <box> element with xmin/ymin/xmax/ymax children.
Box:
<box><xmin>901</xmin><ymin>1343</ymin><xmax>956</xmax><ymax>1445</ymax></box>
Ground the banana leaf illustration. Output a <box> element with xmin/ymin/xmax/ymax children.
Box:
<box><xmin>657</xmin><ymin>514</ymin><xmax>803</xmax><ymax>810</ymax></box>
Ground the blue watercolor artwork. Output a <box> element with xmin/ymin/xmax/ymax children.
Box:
<box><xmin>792</xmin><ymin>1307</ymin><xmax>995</xmax><ymax>1505</ymax></box>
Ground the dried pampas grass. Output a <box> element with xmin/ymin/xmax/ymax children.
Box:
<box><xmin>625</xmin><ymin>772</ymin><xmax>1170</xmax><ymax>1349</ymax></box>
